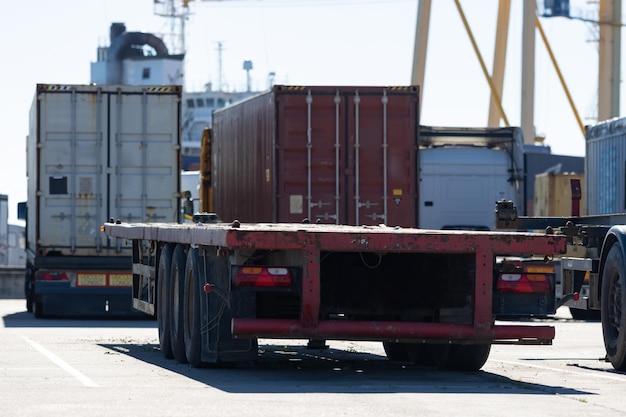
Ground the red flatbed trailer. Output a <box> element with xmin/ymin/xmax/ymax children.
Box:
<box><xmin>103</xmin><ymin>220</ymin><xmax>566</xmax><ymax>371</ymax></box>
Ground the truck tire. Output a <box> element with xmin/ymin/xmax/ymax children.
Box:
<box><xmin>157</xmin><ymin>244</ymin><xmax>174</xmax><ymax>359</ymax></box>
<box><xmin>382</xmin><ymin>342</ymin><xmax>411</xmax><ymax>362</ymax></box>
<box><xmin>169</xmin><ymin>244</ymin><xmax>188</xmax><ymax>363</ymax></box>
<box><xmin>33</xmin><ymin>300</ymin><xmax>44</xmax><ymax>319</ymax></box>
<box><xmin>406</xmin><ymin>343</ymin><xmax>436</xmax><ymax>367</ymax></box>
<box><xmin>601</xmin><ymin>244</ymin><xmax>626</xmax><ymax>371</ymax></box>
<box><xmin>184</xmin><ymin>247</ymin><xmax>203</xmax><ymax>368</ymax></box>
<box><xmin>432</xmin><ymin>344</ymin><xmax>491</xmax><ymax>371</ymax></box>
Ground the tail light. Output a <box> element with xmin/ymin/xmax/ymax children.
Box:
<box><xmin>496</xmin><ymin>273</ymin><xmax>551</xmax><ymax>294</ymax></box>
<box><xmin>234</xmin><ymin>266</ymin><xmax>293</xmax><ymax>287</ymax></box>
<box><xmin>35</xmin><ymin>271</ymin><xmax>69</xmax><ymax>281</ymax></box>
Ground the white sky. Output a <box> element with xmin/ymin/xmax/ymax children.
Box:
<box><xmin>0</xmin><ymin>0</ymin><xmax>610</xmax><ymax>223</ymax></box>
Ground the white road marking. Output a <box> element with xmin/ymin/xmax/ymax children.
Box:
<box><xmin>20</xmin><ymin>334</ymin><xmax>99</xmax><ymax>387</ymax></box>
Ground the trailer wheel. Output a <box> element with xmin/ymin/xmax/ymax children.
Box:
<box><xmin>33</xmin><ymin>300</ymin><xmax>45</xmax><ymax>319</ymax></box>
<box><xmin>406</xmin><ymin>343</ymin><xmax>436</xmax><ymax>367</ymax></box>
<box><xmin>431</xmin><ymin>344</ymin><xmax>491</xmax><ymax>372</ymax></box>
<box><xmin>169</xmin><ymin>244</ymin><xmax>188</xmax><ymax>363</ymax></box>
<box><xmin>184</xmin><ymin>247</ymin><xmax>203</xmax><ymax>368</ymax></box>
<box><xmin>601</xmin><ymin>244</ymin><xmax>626</xmax><ymax>371</ymax></box>
<box><xmin>157</xmin><ymin>244</ymin><xmax>174</xmax><ymax>359</ymax></box>
<box><xmin>382</xmin><ymin>342</ymin><xmax>411</xmax><ymax>362</ymax></box>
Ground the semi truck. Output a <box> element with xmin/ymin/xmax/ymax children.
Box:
<box><xmin>495</xmin><ymin>116</ymin><xmax>626</xmax><ymax>371</ymax></box>
<box><xmin>21</xmin><ymin>84</ymin><xmax>181</xmax><ymax>317</ymax></box>
<box><xmin>102</xmin><ymin>85</ymin><xmax>567</xmax><ymax>371</ymax></box>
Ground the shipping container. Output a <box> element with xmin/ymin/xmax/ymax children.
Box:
<box><xmin>419</xmin><ymin>147</ymin><xmax>517</xmax><ymax>230</ymax></box>
<box><xmin>0</xmin><ymin>194</ymin><xmax>25</xmax><ymax>269</ymax></box>
<box><xmin>534</xmin><ymin>172</ymin><xmax>585</xmax><ymax>216</ymax></box>
<box><xmin>417</xmin><ymin>126</ymin><xmax>524</xmax><ymax>230</ymax></box>
<box><xmin>522</xmin><ymin>150</ymin><xmax>584</xmax><ymax>215</ymax></box>
<box><xmin>211</xmin><ymin>85</ymin><xmax>420</xmax><ymax>226</ymax></box>
<box><xmin>586</xmin><ymin>118</ymin><xmax>626</xmax><ymax>214</ymax></box>
<box><xmin>23</xmin><ymin>83</ymin><xmax>182</xmax><ymax>317</ymax></box>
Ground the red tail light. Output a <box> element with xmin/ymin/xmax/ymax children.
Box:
<box><xmin>234</xmin><ymin>266</ymin><xmax>293</xmax><ymax>287</ymax></box>
<box><xmin>496</xmin><ymin>273</ymin><xmax>551</xmax><ymax>294</ymax></box>
<box><xmin>35</xmin><ymin>271</ymin><xmax>69</xmax><ymax>281</ymax></box>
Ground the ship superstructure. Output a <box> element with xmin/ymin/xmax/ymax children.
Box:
<box><xmin>91</xmin><ymin>22</ymin><xmax>258</xmax><ymax>170</ymax></box>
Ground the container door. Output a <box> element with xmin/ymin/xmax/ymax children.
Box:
<box><xmin>344</xmin><ymin>89</ymin><xmax>418</xmax><ymax>227</ymax></box>
<box><xmin>419</xmin><ymin>147</ymin><xmax>516</xmax><ymax>230</ymax></box>
<box><xmin>36</xmin><ymin>89</ymin><xmax>107</xmax><ymax>254</ymax></box>
<box><xmin>108</xmin><ymin>91</ymin><xmax>180</xmax><ymax>224</ymax></box>
<box><xmin>276</xmin><ymin>86</ymin><xmax>418</xmax><ymax>227</ymax></box>
<box><xmin>277</xmin><ymin>89</ymin><xmax>346</xmax><ymax>224</ymax></box>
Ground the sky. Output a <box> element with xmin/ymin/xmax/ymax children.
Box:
<box><xmin>0</xmin><ymin>0</ymin><xmax>609</xmax><ymax>224</ymax></box>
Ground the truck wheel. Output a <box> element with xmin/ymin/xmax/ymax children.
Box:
<box><xmin>432</xmin><ymin>344</ymin><xmax>491</xmax><ymax>371</ymax></box>
<box><xmin>184</xmin><ymin>247</ymin><xmax>203</xmax><ymax>368</ymax></box>
<box><xmin>169</xmin><ymin>244</ymin><xmax>188</xmax><ymax>363</ymax></box>
<box><xmin>601</xmin><ymin>244</ymin><xmax>626</xmax><ymax>370</ymax></box>
<box><xmin>33</xmin><ymin>300</ymin><xmax>44</xmax><ymax>319</ymax></box>
<box><xmin>157</xmin><ymin>244</ymin><xmax>174</xmax><ymax>359</ymax></box>
<box><xmin>406</xmin><ymin>343</ymin><xmax>436</xmax><ymax>367</ymax></box>
<box><xmin>382</xmin><ymin>342</ymin><xmax>410</xmax><ymax>362</ymax></box>
<box><xmin>25</xmin><ymin>266</ymin><xmax>34</xmax><ymax>313</ymax></box>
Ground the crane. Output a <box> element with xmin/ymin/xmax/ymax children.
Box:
<box><xmin>156</xmin><ymin>0</ymin><xmax>621</xmax><ymax>146</ymax></box>
<box><xmin>153</xmin><ymin>0</ymin><xmax>223</xmax><ymax>55</ymax></box>
<box><xmin>411</xmin><ymin>0</ymin><xmax>621</xmax><ymax>145</ymax></box>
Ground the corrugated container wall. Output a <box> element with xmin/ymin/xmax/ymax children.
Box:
<box><xmin>28</xmin><ymin>84</ymin><xmax>182</xmax><ymax>256</ymax></box>
<box><xmin>586</xmin><ymin>118</ymin><xmax>626</xmax><ymax>215</ymax></box>
<box><xmin>211</xmin><ymin>85</ymin><xmax>420</xmax><ymax>226</ymax></box>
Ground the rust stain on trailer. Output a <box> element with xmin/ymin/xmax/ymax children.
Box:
<box><xmin>350</xmin><ymin>236</ymin><xmax>370</xmax><ymax>249</ymax></box>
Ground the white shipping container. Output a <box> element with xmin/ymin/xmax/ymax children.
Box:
<box><xmin>27</xmin><ymin>84</ymin><xmax>181</xmax><ymax>256</ymax></box>
<box><xmin>419</xmin><ymin>146</ymin><xmax>518</xmax><ymax>230</ymax></box>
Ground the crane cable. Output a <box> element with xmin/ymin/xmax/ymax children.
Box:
<box><xmin>535</xmin><ymin>15</ymin><xmax>586</xmax><ymax>137</ymax></box>
<box><xmin>453</xmin><ymin>0</ymin><xmax>510</xmax><ymax>127</ymax></box>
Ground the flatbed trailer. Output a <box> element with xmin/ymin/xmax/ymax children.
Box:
<box><xmin>490</xmin><ymin>115</ymin><xmax>626</xmax><ymax>371</ymax></box>
<box><xmin>496</xmin><ymin>200</ymin><xmax>626</xmax><ymax>370</ymax></box>
<box><xmin>103</xmin><ymin>218</ymin><xmax>565</xmax><ymax>371</ymax></box>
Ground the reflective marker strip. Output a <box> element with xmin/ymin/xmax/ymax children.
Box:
<box><xmin>19</xmin><ymin>334</ymin><xmax>98</xmax><ymax>387</ymax></box>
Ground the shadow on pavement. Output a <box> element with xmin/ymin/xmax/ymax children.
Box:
<box><xmin>3</xmin><ymin>309</ymin><xmax>156</xmax><ymax>328</ymax></box>
<box><xmin>99</xmin><ymin>341</ymin><xmax>595</xmax><ymax>395</ymax></box>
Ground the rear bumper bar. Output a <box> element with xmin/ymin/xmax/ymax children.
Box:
<box><xmin>232</xmin><ymin>319</ymin><xmax>554</xmax><ymax>344</ymax></box>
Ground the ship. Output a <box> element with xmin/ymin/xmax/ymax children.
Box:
<box><xmin>90</xmin><ymin>22</ymin><xmax>260</xmax><ymax>170</ymax></box>
<box><xmin>181</xmin><ymin>87</ymin><xmax>256</xmax><ymax>170</ymax></box>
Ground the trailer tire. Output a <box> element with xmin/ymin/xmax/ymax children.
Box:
<box><xmin>184</xmin><ymin>247</ymin><xmax>203</xmax><ymax>368</ymax></box>
<box><xmin>432</xmin><ymin>344</ymin><xmax>491</xmax><ymax>372</ymax></box>
<box><xmin>33</xmin><ymin>300</ymin><xmax>44</xmax><ymax>319</ymax></box>
<box><xmin>157</xmin><ymin>244</ymin><xmax>174</xmax><ymax>359</ymax></box>
<box><xmin>406</xmin><ymin>343</ymin><xmax>436</xmax><ymax>367</ymax></box>
<box><xmin>169</xmin><ymin>244</ymin><xmax>188</xmax><ymax>363</ymax></box>
<box><xmin>601</xmin><ymin>244</ymin><xmax>626</xmax><ymax>371</ymax></box>
<box><xmin>25</xmin><ymin>265</ymin><xmax>34</xmax><ymax>313</ymax></box>
<box><xmin>382</xmin><ymin>342</ymin><xmax>411</xmax><ymax>362</ymax></box>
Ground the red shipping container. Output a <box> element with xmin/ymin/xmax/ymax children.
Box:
<box><xmin>211</xmin><ymin>85</ymin><xmax>420</xmax><ymax>226</ymax></box>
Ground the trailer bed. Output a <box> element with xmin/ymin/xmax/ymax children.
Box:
<box><xmin>103</xmin><ymin>220</ymin><xmax>566</xmax><ymax>370</ymax></box>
